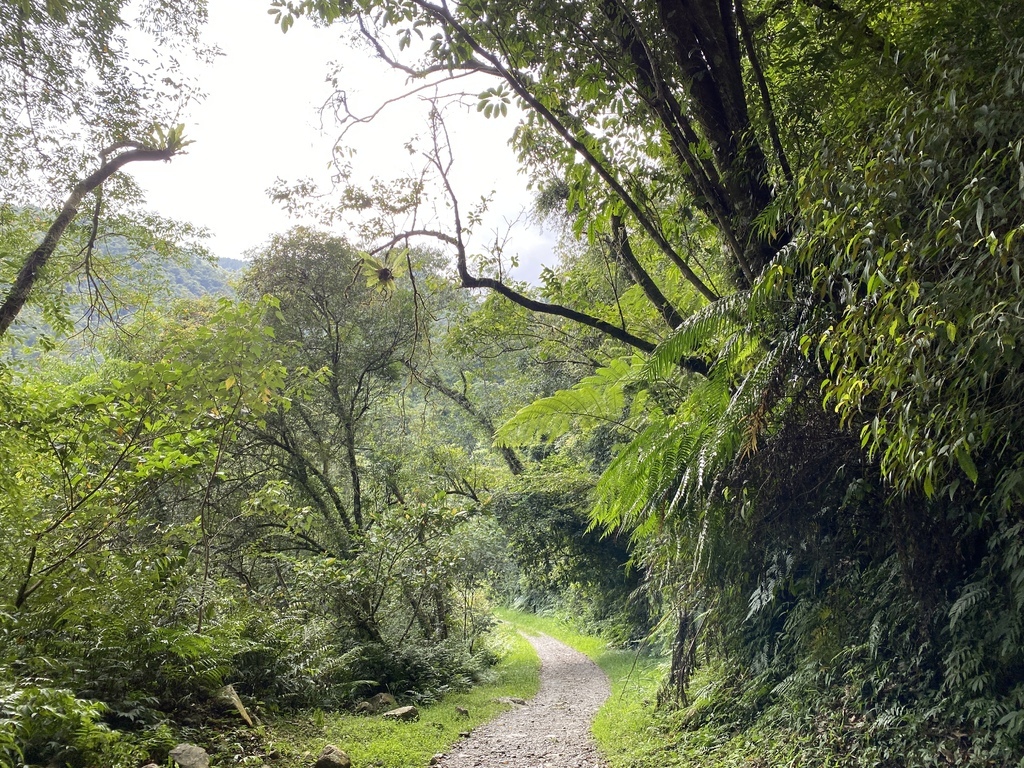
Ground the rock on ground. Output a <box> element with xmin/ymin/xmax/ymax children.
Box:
<box><xmin>367</xmin><ymin>692</ymin><xmax>397</xmax><ymax>711</ymax></box>
<box><xmin>169</xmin><ymin>743</ymin><xmax>210</xmax><ymax>768</ymax></box>
<box><xmin>436</xmin><ymin>632</ymin><xmax>610</xmax><ymax>768</ymax></box>
<box><xmin>382</xmin><ymin>705</ymin><xmax>419</xmax><ymax>721</ymax></box>
<box><xmin>314</xmin><ymin>744</ymin><xmax>351</xmax><ymax>768</ymax></box>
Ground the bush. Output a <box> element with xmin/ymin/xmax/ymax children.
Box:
<box><xmin>0</xmin><ymin>685</ymin><xmax>117</xmax><ymax>768</ymax></box>
<box><xmin>348</xmin><ymin>639</ymin><xmax>493</xmax><ymax>703</ymax></box>
<box><xmin>231</xmin><ymin>612</ymin><xmax>358</xmax><ymax>710</ymax></box>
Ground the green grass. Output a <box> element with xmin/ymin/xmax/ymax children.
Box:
<box><xmin>495</xmin><ymin>607</ymin><xmax>668</xmax><ymax>768</ymax></box>
<box><xmin>268</xmin><ymin>623</ymin><xmax>540</xmax><ymax>768</ymax></box>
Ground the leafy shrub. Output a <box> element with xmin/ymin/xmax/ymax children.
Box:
<box><xmin>231</xmin><ymin>612</ymin><xmax>360</xmax><ymax>710</ymax></box>
<box><xmin>0</xmin><ymin>685</ymin><xmax>116</xmax><ymax>768</ymax></box>
<box><xmin>348</xmin><ymin>639</ymin><xmax>492</xmax><ymax>702</ymax></box>
<box><xmin>3</xmin><ymin>555</ymin><xmax>236</xmax><ymax>722</ymax></box>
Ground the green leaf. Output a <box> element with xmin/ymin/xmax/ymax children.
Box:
<box><xmin>495</xmin><ymin>357</ymin><xmax>636</xmax><ymax>447</ymax></box>
<box><xmin>955</xmin><ymin>444</ymin><xmax>979</xmax><ymax>483</ymax></box>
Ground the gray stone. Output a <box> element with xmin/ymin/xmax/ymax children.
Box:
<box><xmin>314</xmin><ymin>745</ymin><xmax>351</xmax><ymax>768</ymax></box>
<box><xmin>169</xmin><ymin>743</ymin><xmax>210</xmax><ymax>768</ymax></box>
<box><xmin>381</xmin><ymin>704</ymin><xmax>419</xmax><ymax>721</ymax></box>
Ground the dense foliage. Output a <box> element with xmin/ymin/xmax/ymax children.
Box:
<box><xmin>4</xmin><ymin>0</ymin><xmax>1024</xmax><ymax>765</ymax></box>
<box><xmin>271</xmin><ymin>0</ymin><xmax>1024</xmax><ymax>763</ymax></box>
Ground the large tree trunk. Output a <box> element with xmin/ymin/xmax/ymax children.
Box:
<box><xmin>655</xmin><ymin>0</ymin><xmax>777</xmax><ymax>276</ymax></box>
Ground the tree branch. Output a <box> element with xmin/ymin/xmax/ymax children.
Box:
<box><xmin>736</xmin><ymin>0</ymin><xmax>793</xmax><ymax>184</ymax></box>
<box><xmin>356</xmin><ymin>14</ymin><xmax>500</xmax><ymax>79</ymax></box>
<box><xmin>0</xmin><ymin>142</ymin><xmax>178</xmax><ymax>339</ymax></box>
<box><xmin>610</xmin><ymin>214</ymin><xmax>684</xmax><ymax>330</ymax></box>
<box><xmin>405</xmin><ymin>362</ymin><xmax>525</xmax><ymax>475</ymax></box>
<box><xmin>603</xmin><ymin>0</ymin><xmax>755</xmax><ymax>286</ymax></box>
<box><xmin>411</xmin><ymin>0</ymin><xmax>721</xmax><ymax>303</ymax></box>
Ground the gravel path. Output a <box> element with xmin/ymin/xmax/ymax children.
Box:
<box><xmin>437</xmin><ymin>632</ymin><xmax>610</xmax><ymax>768</ymax></box>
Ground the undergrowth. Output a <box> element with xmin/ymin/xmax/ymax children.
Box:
<box><xmin>267</xmin><ymin>621</ymin><xmax>540</xmax><ymax>768</ymax></box>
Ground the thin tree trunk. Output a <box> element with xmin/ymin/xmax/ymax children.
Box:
<box><xmin>344</xmin><ymin>421</ymin><xmax>363</xmax><ymax>530</ymax></box>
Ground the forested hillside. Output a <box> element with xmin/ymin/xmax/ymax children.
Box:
<box><xmin>2</xmin><ymin>0</ymin><xmax>1024</xmax><ymax>766</ymax></box>
<box><xmin>163</xmin><ymin>255</ymin><xmax>243</xmax><ymax>298</ymax></box>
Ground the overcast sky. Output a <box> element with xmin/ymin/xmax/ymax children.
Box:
<box><xmin>127</xmin><ymin>0</ymin><xmax>553</xmax><ymax>281</ymax></box>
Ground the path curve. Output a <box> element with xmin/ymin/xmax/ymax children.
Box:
<box><xmin>438</xmin><ymin>633</ymin><xmax>610</xmax><ymax>768</ymax></box>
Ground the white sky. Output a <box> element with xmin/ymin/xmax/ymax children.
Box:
<box><xmin>128</xmin><ymin>0</ymin><xmax>553</xmax><ymax>281</ymax></box>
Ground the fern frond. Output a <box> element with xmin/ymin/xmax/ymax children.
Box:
<box><xmin>592</xmin><ymin>417</ymin><xmax>690</xmax><ymax>534</ymax></box>
<box><xmin>712</xmin><ymin>333</ymin><xmax>761</xmax><ymax>379</ymax></box>
<box><xmin>675</xmin><ymin>345</ymin><xmax>785</xmax><ymax>510</ymax></box>
<box><xmin>646</xmin><ymin>292</ymin><xmax>750</xmax><ymax>381</ymax></box>
<box><xmin>592</xmin><ymin>373</ymin><xmax>728</xmax><ymax>538</ymax></box>
<box><xmin>494</xmin><ymin>356</ymin><xmax>639</xmax><ymax>447</ymax></box>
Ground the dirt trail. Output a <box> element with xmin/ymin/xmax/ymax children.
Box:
<box><xmin>437</xmin><ymin>633</ymin><xmax>610</xmax><ymax>768</ymax></box>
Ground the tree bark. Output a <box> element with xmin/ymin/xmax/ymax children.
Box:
<box><xmin>655</xmin><ymin>0</ymin><xmax>776</xmax><ymax>275</ymax></box>
<box><xmin>344</xmin><ymin>420</ymin><xmax>364</xmax><ymax>530</ymax></box>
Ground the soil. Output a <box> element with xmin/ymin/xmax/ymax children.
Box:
<box><xmin>437</xmin><ymin>632</ymin><xmax>610</xmax><ymax>768</ymax></box>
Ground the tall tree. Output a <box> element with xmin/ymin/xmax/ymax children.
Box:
<box><xmin>242</xmin><ymin>227</ymin><xmax>420</xmax><ymax>539</ymax></box>
<box><xmin>0</xmin><ymin>0</ymin><xmax>210</xmax><ymax>339</ymax></box>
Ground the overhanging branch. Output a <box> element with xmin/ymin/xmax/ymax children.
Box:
<box><xmin>417</xmin><ymin>122</ymin><xmax>711</xmax><ymax>377</ymax></box>
<box><xmin>0</xmin><ymin>141</ymin><xmax>178</xmax><ymax>339</ymax></box>
<box><xmin>411</xmin><ymin>0</ymin><xmax>722</xmax><ymax>304</ymax></box>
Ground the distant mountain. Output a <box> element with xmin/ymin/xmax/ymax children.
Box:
<box><xmin>218</xmin><ymin>257</ymin><xmax>248</xmax><ymax>273</ymax></box>
<box><xmin>162</xmin><ymin>254</ymin><xmax>248</xmax><ymax>298</ymax></box>
<box><xmin>4</xmin><ymin>225</ymin><xmax>253</xmax><ymax>355</ymax></box>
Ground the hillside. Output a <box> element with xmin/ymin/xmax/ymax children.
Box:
<box><xmin>161</xmin><ymin>254</ymin><xmax>248</xmax><ymax>298</ymax></box>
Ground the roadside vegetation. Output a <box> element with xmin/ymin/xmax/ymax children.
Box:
<box><xmin>265</xmin><ymin>624</ymin><xmax>539</xmax><ymax>768</ymax></box>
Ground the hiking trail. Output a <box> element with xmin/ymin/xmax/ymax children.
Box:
<box><xmin>437</xmin><ymin>633</ymin><xmax>610</xmax><ymax>768</ymax></box>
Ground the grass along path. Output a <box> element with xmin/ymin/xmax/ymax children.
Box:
<box><xmin>495</xmin><ymin>608</ymin><xmax>668</xmax><ymax>768</ymax></box>
<box><xmin>269</xmin><ymin>623</ymin><xmax>540</xmax><ymax>768</ymax></box>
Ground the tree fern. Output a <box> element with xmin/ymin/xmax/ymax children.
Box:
<box><xmin>591</xmin><ymin>416</ymin><xmax>691</xmax><ymax>536</ymax></box>
<box><xmin>593</xmin><ymin>301</ymin><xmax>801</xmax><ymax>583</ymax></box>
<box><xmin>645</xmin><ymin>292</ymin><xmax>750</xmax><ymax>381</ymax></box>
<box><xmin>494</xmin><ymin>356</ymin><xmax>641</xmax><ymax>447</ymax></box>
<box><xmin>591</xmin><ymin>372</ymin><xmax>731</xmax><ymax>537</ymax></box>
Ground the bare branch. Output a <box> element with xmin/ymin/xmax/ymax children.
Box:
<box><xmin>420</xmin><ymin>117</ymin><xmax>711</xmax><ymax>377</ymax></box>
<box><xmin>368</xmin><ymin>229</ymin><xmax>458</xmax><ymax>255</ymax></box>
<box><xmin>411</xmin><ymin>0</ymin><xmax>722</xmax><ymax>303</ymax></box>
<box><xmin>356</xmin><ymin>14</ymin><xmax>500</xmax><ymax>79</ymax></box>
